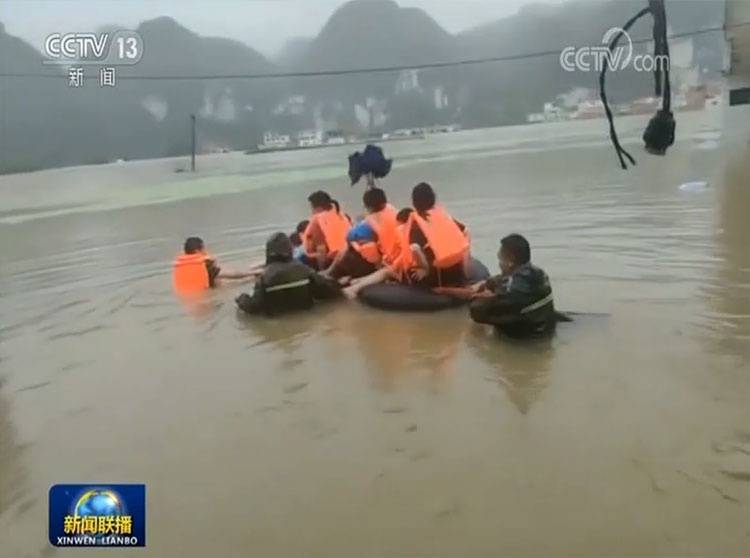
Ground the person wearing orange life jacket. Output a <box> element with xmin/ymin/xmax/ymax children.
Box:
<box><xmin>325</xmin><ymin>188</ymin><xmax>399</xmax><ymax>280</ymax></box>
<box><xmin>407</xmin><ymin>182</ymin><xmax>470</xmax><ymax>288</ymax></box>
<box><xmin>172</xmin><ymin>237</ymin><xmax>258</xmax><ymax>296</ymax></box>
<box><xmin>341</xmin><ymin>207</ymin><xmax>414</xmax><ymax>299</ymax></box>
<box><xmin>386</xmin><ymin>207</ymin><xmax>416</xmax><ymax>279</ymax></box>
<box><xmin>301</xmin><ymin>191</ymin><xmax>351</xmax><ymax>271</ymax></box>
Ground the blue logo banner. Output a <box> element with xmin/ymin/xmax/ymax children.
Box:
<box><xmin>49</xmin><ymin>484</ymin><xmax>146</xmax><ymax>547</ymax></box>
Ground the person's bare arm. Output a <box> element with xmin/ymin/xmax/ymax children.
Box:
<box><xmin>408</xmin><ymin>244</ymin><xmax>429</xmax><ymax>281</ymax></box>
<box><xmin>218</xmin><ymin>262</ymin><xmax>264</xmax><ymax>280</ymax></box>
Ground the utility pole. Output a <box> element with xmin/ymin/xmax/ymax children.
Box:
<box><xmin>190</xmin><ymin>114</ymin><xmax>196</xmax><ymax>172</ymax></box>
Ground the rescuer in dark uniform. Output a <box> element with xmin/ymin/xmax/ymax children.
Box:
<box><xmin>236</xmin><ymin>232</ymin><xmax>341</xmax><ymax>316</ymax></box>
<box><xmin>468</xmin><ymin>234</ymin><xmax>557</xmax><ymax>338</ymax></box>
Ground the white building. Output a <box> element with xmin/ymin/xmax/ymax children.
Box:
<box><xmin>433</xmin><ymin>86</ymin><xmax>448</xmax><ymax>109</ymax></box>
<box><xmin>297</xmin><ymin>130</ymin><xmax>324</xmax><ymax>147</ymax></box>
<box><xmin>259</xmin><ymin>132</ymin><xmax>291</xmax><ymax>150</ymax></box>
<box><xmin>527</xmin><ymin>113</ymin><xmax>545</xmax><ymax>124</ymax></box>
<box><xmin>556</xmin><ymin>87</ymin><xmax>593</xmax><ymax>110</ymax></box>
<box><xmin>395</xmin><ymin>70</ymin><xmax>421</xmax><ymax>94</ymax></box>
<box><xmin>543</xmin><ymin>102</ymin><xmax>565</xmax><ymax>121</ymax></box>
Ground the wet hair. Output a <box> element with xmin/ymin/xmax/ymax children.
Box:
<box><xmin>363</xmin><ymin>187</ymin><xmax>387</xmax><ymax>212</ymax></box>
<box><xmin>412</xmin><ymin>182</ymin><xmax>436</xmax><ymax>214</ymax></box>
<box><xmin>289</xmin><ymin>232</ymin><xmax>302</xmax><ymax>247</ymax></box>
<box><xmin>396</xmin><ymin>207</ymin><xmax>413</xmax><ymax>223</ymax></box>
<box><xmin>295</xmin><ymin>220</ymin><xmax>309</xmax><ymax>234</ymax></box>
<box><xmin>307</xmin><ymin>190</ymin><xmax>333</xmax><ymax>211</ymax></box>
<box><xmin>500</xmin><ymin>234</ymin><xmax>531</xmax><ymax>265</ymax></box>
<box><xmin>184</xmin><ymin>236</ymin><xmax>204</xmax><ymax>254</ymax></box>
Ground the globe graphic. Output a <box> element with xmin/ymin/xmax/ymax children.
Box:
<box><xmin>74</xmin><ymin>489</ymin><xmax>124</xmax><ymax>517</ymax></box>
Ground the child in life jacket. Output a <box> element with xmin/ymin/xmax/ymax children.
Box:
<box><xmin>290</xmin><ymin>220</ymin><xmax>309</xmax><ymax>261</ymax></box>
<box><xmin>324</xmin><ymin>187</ymin><xmax>398</xmax><ymax>282</ymax></box>
<box><xmin>407</xmin><ymin>182</ymin><xmax>469</xmax><ymax>288</ymax></box>
<box><xmin>172</xmin><ymin>237</ymin><xmax>259</xmax><ymax>296</ymax></box>
<box><xmin>341</xmin><ymin>207</ymin><xmax>414</xmax><ymax>299</ymax></box>
<box><xmin>301</xmin><ymin>191</ymin><xmax>351</xmax><ymax>270</ymax></box>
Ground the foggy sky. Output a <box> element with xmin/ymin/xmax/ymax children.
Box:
<box><xmin>0</xmin><ymin>0</ymin><xmax>565</xmax><ymax>58</ymax></box>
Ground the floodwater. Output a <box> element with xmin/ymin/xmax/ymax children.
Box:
<box><xmin>0</xmin><ymin>110</ymin><xmax>749</xmax><ymax>557</ymax></box>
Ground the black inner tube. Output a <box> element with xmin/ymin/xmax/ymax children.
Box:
<box><xmin>358</xmin><ymin>258</ymin><xmax>490</xmax><ymax>312</ymax></box>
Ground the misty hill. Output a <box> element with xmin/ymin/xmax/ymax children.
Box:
<box><xmin>117</xmin><ymin>16</ymin><xmax>281</xmax><ymax>155</ymax></box>
<box><xmin>276</xmin><ymin>37</ymin><xmax>314</xmax><ymax>69</ymax></box>
<box><xmin>0</xmin><ymin>17</ymin><xmax>282</xmax><ymax>173</ymax></box>
<box><xmin>304</xmin><ymin>0</ymin><xmax>454</xmax><ymax>71</ymax></box>
<box><xmin>290</xmin><ymin>0</ymin><xmax>459</xmax><ymax>130</ymax></box>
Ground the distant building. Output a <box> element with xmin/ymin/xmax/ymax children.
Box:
<box><xmin>259</xmin><ymin>132</ymin><xmax>291</xmax><ymax>150</ymax></box>
<box><xmin>572</xmin><ymin>100</ymin><xmax>605</xmax><ymax>119</ymax></box>
<box><xmin>323</xmin><ymin>130</ymin><xmax>346</xmax><ymax>145</ymax></box>
<box><xmin>527</xmin><ymin>102</ymin><xmax>567</xmax><ymax>123</ymax></box>
<box><xmin>297</xmin><ymin>130</ymin><xmax>323</xmax><ymax>147</ymax></box>
<box><xmin>272</xmin><ymin>95</ymin><xmax>306</xmax><ymax>116</ymax></box>
<box><xmin>433</xmin><ymin>87</ymin><xmax>448</xmax><ymax>109</ymax></box>
<box><xmin>543</xmin><ymin>102</ymin><xmax>565</xmax><ymax>121</ymax></box>
<box><xmin>395</xmin><ymin>70</ymin><xmax>421</xmax><ymax>94</ymax></box>
<box><xmin>556</xmin><ymin>87</ymin><xmax>594</xmax><ymax>110</ymax></box>
<box><xmin>527</xmin><ymin>113</ymin><xmax>545</xmax><ymax>124</ymax></box>
<box><xmin>631</xmin><ymin>96</ymin><xmax>661</xmax><ymax>115</ymax></box>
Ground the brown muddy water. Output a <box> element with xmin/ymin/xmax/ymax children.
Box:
<box><xmin>0</xmin><ymin>110</ymin><xmax>749</xmax><ymax>557</ymax></box>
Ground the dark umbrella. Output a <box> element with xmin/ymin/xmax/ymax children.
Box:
<box><xmin>348</xmin><ymin>144</ymin><xmax>392</xmax><ymax>186</ymax></box>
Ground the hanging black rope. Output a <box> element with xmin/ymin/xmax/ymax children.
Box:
<box><xmin>642</xmin><ymin>0</ymin><xmax>675</xmax><ymax>156</ymax></box>
<box><xmin>599</xmin><ymin>0</ymin><xmax>674</xmax><ymax>169</ymax></box>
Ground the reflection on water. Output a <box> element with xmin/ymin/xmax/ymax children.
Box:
<box><xmin>339</xmin><ymin>309</ymin><xmax>467</xmax><ymax>392</ymax></box>
<box><xmin>699</xmin><ymin>146</ymin><xmax>750</xmax><ymax>360</ymax></box>
<box><xmin>236</xmin><ymin>307</ymin><xmax>318</xmax><ymax>354</ymax></box>
<box><xmin>0</xmin><ymin>376</ymin><xmax>27</xmax><ymax>519</ymax></box>
<box><xmin>466</xmin><ymin>325</ymin><xmax>554</xmax><ymax>414</ymax></box>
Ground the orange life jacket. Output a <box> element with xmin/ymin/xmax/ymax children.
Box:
<box><xmin>173</xmin><ymin>253</ymin><xmax>209</xmax><ymax>295</ymax></box>
<box><xmin>350</xmin><ymin>204</ymin><xmax>399</xmax><ymax>266</ymax></box>
<box><xmin>409</xmin><ymin>206</ymin><xmax>469</xmax><ymax>269</ymax></box>
<box><xmin>366</xmin><ymin>204</ymin><xmax>399</xmax><ymax>263</ymax></box>
<box><xmin>387</xmin><ymin>223</ymin><xmax>415</xmax><ymax>281</ymax></box>
<box><xmin>303</xmin><ymin>209</ymin><xmax>351</xmax><ymax>257</ymax></box>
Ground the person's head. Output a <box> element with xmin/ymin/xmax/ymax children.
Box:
<box><xmin>296</xmin><ymin>219</ymin><xmax>310</xmax><ymax>234</ymax></box>
<box><xmin>183</xmin><ymin>236</ymin><xmax>205</xmax><ymax>254</ymax></box>
<box><xmin>265</xmin><ymin>232</ymin><xmax>293</xmax><ymax>264</ymax></box>
<box><xmin>499</xmin><ymin>233</ymin><xmax>531</xmax><ymax>275</ymax></box>
<box><xmin>289</xmin><ymin>232</ymin><xmax>302</xmax><ymax>247</ymax></box>
<box><xmin>412</xmin><ymin>182</ymin><xmax>436</xmax><ymax>213</ymax></box>
<box><xmin>396</xmin><ymin>207</ymin><xmax>413</xmax><ymax>224</ymax></box>
<box><xmin>362</xmin><ymin>187</ymin><xmax>387</xmax><ymax>213</ymax></box>
<box><xmin>308</xmin><ymin>190</ymin><xmax>333</xmax><ymax>213</ymax></box>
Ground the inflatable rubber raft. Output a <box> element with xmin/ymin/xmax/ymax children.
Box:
<box><xmin>358</xmin><ymin>258</ymin><xmax>490</xmax><ymax>312</ymax></box>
